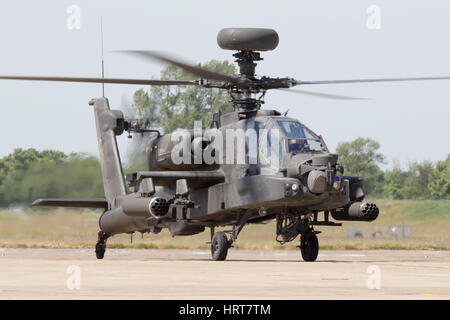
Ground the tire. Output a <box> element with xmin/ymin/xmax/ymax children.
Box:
<box><xmin>95</xmin><ymin>242</ymin><xmax>106</xmax><ymax>259</ymax></box>
<box><xmin>300</xmin><ymin>230</ymin><xmax>319</xmax><ymax>262</ymax></box>
<box><xmin>211</xmin><ymin>231</ymin><xmax>229</xmax><ymax>261</ymax></box>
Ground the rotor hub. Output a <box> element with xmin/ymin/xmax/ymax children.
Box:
<box><xmin>233</xmin><ymin>51</ymin><xmax>263</xmax><ymax>78</ymax></box>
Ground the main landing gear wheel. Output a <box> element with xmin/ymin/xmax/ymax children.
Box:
<box><xmin>211</xmin><ymin>231</ymin><xmax>229</xmax><ymax>261</ymax></box>
<box><xmin>95</xmin><ymin>231</ymin><xmax>109</xmax><ymax>260</ymax></box>
<box><xmin>300</xmin><ymin>230</ymin><xmax>319</xmax><ymax>262</ymax></box>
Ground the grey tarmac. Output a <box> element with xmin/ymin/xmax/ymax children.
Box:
<box><xmin>0</xmin><ymin>248</ymin><xmax>449</xmax><ymax>299</ymax></box>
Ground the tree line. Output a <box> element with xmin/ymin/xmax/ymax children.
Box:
<box><xmin>0</xmin><ymin>148</ymin><xmax>104</xmax><ymax>207</ymax></box>
<box><xmin>336</xmin><ymin>138</ymin><xmax>449</xmax><ymax>199</ymax></box>
<box><xmin>0</xmin><ymin>142</ymin><xmax>448</xmax><ymax>207</ymax></box>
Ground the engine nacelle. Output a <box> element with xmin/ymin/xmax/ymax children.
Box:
<box><xmin>149</xmin><ymin>130</ymin><xmax>217</xmax><ymax>170</ymax></box>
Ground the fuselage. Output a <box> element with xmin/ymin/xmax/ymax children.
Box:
<box><xmin>139</xmin><ymin>109</ymin><xmax>350</xmax><ymax>228</ymax></box>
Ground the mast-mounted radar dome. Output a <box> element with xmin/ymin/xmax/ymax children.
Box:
<box><xmin>217</xmin><ymin>28</ymin><xmax>279</xmax><ymax>51</ymax></box>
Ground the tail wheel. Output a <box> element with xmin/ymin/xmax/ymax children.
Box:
<box><xmin>95</xmin><ymin>242</ymin><xmax>106</xmax><ymax>259</ymax></box>
<box><xmin>300</xmin><ymin>230</ymin><xmax>319</xmax><ymax>262</ymax></box>
<box><xmin>95</xmin><ymin>231</ymin><xmax>108</xmax><ymax>260</ymax></box>
<box><xmin>211</xmin><ymin>231</ymin><xmax>229</xmax><ymax>261</ymax></box>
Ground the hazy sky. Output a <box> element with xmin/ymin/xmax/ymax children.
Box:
<box><xmin>0</xmin><ymin>0</ymin><xmax>449</xmax><ymax>169</ymax></box>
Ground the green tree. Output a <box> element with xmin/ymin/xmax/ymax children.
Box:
<box><xmin>400</xmin><ymin>161</ymin><xmax>434</xmax><ymax>199</ymax></box>
<box><xmin>0</xmin><ymin>149</ymin><xmax>104</xmax><ymax>206</ymax></box>
<box><xmin>336</xmin><ymin>137</ymin><xmax>385</xmax><ymax>196</ymax></box>
<box><xmin>428</xmin><ymin>155</ymin><xmax>450</xmax><ymax>199</ymax></box>
<box><xmin>17</xmin><ymin>153</ymin><xmax>104</xmax><ymax>202</ymax></box>
<box><xmin>0</xmin><ymin>148</ymin><xmax>67</xmax><ymax>205</ymax></box>
<box><xmin>132</xmin><ymin>60</ymin><xmax>236</xmax><ymax>133</ymax></box>
<box><xmin>0</xmin><ymin>148</ymin><xmax>66</xmax><ymax>181</ymax></box>
<box><xmin>383</xmin><ymin>168</ymin><xmax>404</xmax><ymax>199</ymax></box>
<box><xmin>131</xmin><ymin>88</ymin><xmax>157</xmax><ymax>122</ymax></box>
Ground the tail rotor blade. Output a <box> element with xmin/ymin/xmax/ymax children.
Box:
<box><xmin>120</xmin><ymin>93</ymin><xmax>135</xmax><ymax>120</ymax></box>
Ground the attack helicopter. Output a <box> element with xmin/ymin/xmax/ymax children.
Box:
<box><xmin>2</xmin><ymin>28</ymin><xmax>450</xmax><ymax>261</ymax></box>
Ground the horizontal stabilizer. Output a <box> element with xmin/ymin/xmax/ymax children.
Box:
<box><xmin>32</xmin><ymin>198</ymin><xmax>108</xmax><ymax>209</ymax></box>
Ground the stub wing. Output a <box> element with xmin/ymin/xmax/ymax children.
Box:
<box><xmin>32</xmin><ymin>198</ymin><xmax>108</xmax><ymax>209</ymax></box>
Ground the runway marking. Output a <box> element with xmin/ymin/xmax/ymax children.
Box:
<box><xmin>336</xmin><ymin>254</ymin><xmax>366</xmax><ymax>257</ymax></box>
<box><xmin>318</xmin><ymin>253</ymin><xmax>366</xmax><ymax>257</ymax></box>
<box><xmin>377</xmin><ymin>263</ymin><xmax>450</xmax><ymax>270</ymax></box>
<box><xmin>193</xmin><ymin>251</ymin><xmax>210</xmax><ymax>255</ymax></box>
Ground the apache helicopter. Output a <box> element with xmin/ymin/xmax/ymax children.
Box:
<box><xmin>2</xmin><ymin>28</ymin><xmax>450</xmax><ymax>261</ymax></box>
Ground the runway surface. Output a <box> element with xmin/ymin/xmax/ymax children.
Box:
<box><xmin>0</xmin><ymin>248</ymin><xmax>449</xmax><ymax>299</ymax></box>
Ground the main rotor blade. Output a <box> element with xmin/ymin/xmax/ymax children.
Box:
<box><xmin>117</xmin><ymin>50</ymin><xmax>237</xmax><ymax>82</ymax></box>
<box><xmin>295</xmin><ymin>76</ymin><xmax>450</xmax><ymax>85</ymax></box>
<box><xmin>0</xmin><ymin>75</ymin><xmax>197</xmax><ymax>86</ymax></box>
<box><xmin>280</xmin><ymin>88</ymin><xmax>368</xmax><ymax>100</ymax></box>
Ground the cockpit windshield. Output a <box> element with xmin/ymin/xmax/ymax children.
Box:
<box><xmin>276</xmin><ymin>120</ymin><xmax>326</xmax><ymax>153</ymax></box>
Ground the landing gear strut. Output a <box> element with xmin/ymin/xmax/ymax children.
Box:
<box><xmin>210</xmin><ymin>212</ymin><xmax>250</xmax><ymax>261</ymax></box>
<box><xmin>276</xmin><ymin>214</ymin><xmax>320</xmax><ymax>262</ymax></box>
<box><xmin>95</xmin><ymin>231</ymin><xmax>110</xmax><ymax>259</ymax></box>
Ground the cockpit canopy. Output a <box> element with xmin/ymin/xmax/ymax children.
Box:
<box><xmin>245</xmin><ymin>116</ymin><xmax>327</xmax><ymax>171</ymax></box>
<box><xmin>275</xmin><ymin>119</ymin><xmax>326</xmax><ymax>153</ymax></box>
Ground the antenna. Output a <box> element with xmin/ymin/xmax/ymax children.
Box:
<box><xmin>100</xmin><ymin>17</ymin><xmax>105</xmax><ymax>97</ymax></box>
